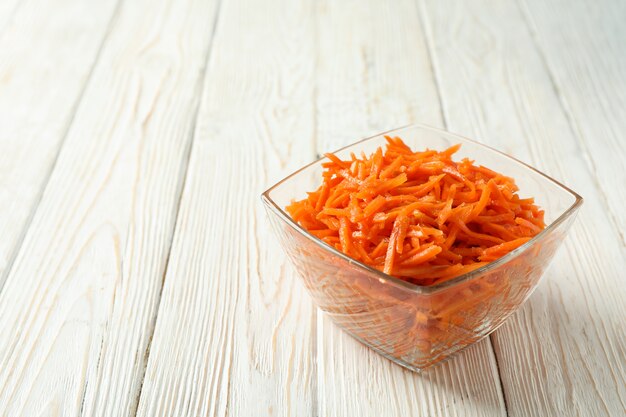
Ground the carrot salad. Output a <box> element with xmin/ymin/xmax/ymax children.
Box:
<box><xmin>286</xmin><ymin>136</ymin><xmax>545</xmax><ymax>286</ymax></box>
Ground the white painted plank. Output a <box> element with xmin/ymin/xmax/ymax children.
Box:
<box><xmin>0</xmin><ymin>0</ymin><xmax>21</xmax><ymax>33</ymax></box>
<box><xmin>315</xmin><ymin>1</ymin><xmax>506</xmax><ymax>416</ymax></box>
<box><xmin>0</xmin><ymin>0</ymin><xmax>119</xmax><ymax>288</ymax></box>
<box><xmin>419</xmin><ymin>0</ymin><xmax>626</xmax><ymax>415</ymax></box>
<box><xmin>319</xmin><ymin>317</ymin><xmax>506</xmax><ymax>417</ymax></box>
<box><xmin>0</xmin><ymin>0</ymin><xmax>220</xmax><ymax>414</ymax></box>
<box><xmin>136</xmin><ymin>0</ymin><xmax>317</xmax><ymax>415</ymax></box>
<box><xmin>520</xmin><ymin>0</ymin><xmax>626</xmax><ymax>246</ymax></box>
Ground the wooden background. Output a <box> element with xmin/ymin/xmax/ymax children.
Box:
<box><xmin>0</xmin><ymin>0</ymin><xmax>624</xmax><ymax>415</ymax></box>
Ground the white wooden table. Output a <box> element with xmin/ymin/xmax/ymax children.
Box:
<box><xmin>0</xmin><ymin>0</ymin><xmax>624</xmax><ymax>415</ymax></box>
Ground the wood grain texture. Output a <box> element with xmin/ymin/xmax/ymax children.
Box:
<box><xmin>419</xmin><ymin>0</ymin><xmax>626</xmax><ymax>415</ymax></box>
<box><xmin>0</xmin><ymin>0</ymin><xmax>119</xmax><ymax>288</ymax></box>
<box><xmin>315</xmin><ymin>1</ymin><xmax>506</xmax><ymax>416</ymax></box>
<box><xmin>0</xmin><ymin>0</ymin><xmax>623</xmax><ymax>415</ymax></box>
<box><xmin>0</xmin><ymin>0</ymin><xmax>220</xmax><ymax>414</ymax></box>
<box><xmin>318</xmin><ymin>316</ymin><xmax>506</xmax><ymax>417</ymax></box>
<box><xmin>520</xmin><ymin>0</ymin><xmax>626</xmax><ymax>246</ymax></box>
<box><xmin>136</xmin><ymin>0</ymin><xmax>318</xmax><ymax>415</ymax></box>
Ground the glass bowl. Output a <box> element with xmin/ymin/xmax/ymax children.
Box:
<box><xmin>261</xmin><ymin>124</ymin><xmax>582</xmax><ymax>371</ymax></box>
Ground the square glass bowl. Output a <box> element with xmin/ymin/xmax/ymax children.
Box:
<box><xmin>261</xmin><ymin>124</ymin><xmax>582</xmax><ymax>371</ymax></box>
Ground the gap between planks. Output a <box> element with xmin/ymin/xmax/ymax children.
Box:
<box><xmin>0</xmin><ymin>0</ymin><xmax>226</xmax><ymax>414</ymax></box>
<box><xmin>129</xmin><ymin>0</ymin><xmax>225</xmax><ymax>413</ymax></box>
<box><xmin>314</xmin><ymin>1</ymin><xmax>506</xmax><ymax>416</ymax></box>
<box><xmin>515</xmin><ymin>0</ymin><xmax>626</xmax><ymax>246</ymax></box>
<box><xmin>0</xmin><ymin>0</ymin><xmax>223</xmax><ymax>410</ymax></box>
<box><xmin>0</xmin><ymin>0</ymin><xmax>125</xmax><ymax>294</ymax></box>
<box><xmin>418</xmin><ymin>0</ymin><xmax>625</xmax><ymax>414</ymax></box>
<box><xmin>416</xmin><ymin>0</ymin><xmax>511</xmax><ymax>414</ymax></box>
<box><xmin>311</xmin><ymin>1</ymin><xmax>320</xmax><ymax>414</ymax></box>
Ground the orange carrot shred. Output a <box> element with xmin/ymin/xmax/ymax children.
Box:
<box><xmin>287</xmin><ymin>138</ymin><xmax>545</xmax><ymax>286</ymax></box>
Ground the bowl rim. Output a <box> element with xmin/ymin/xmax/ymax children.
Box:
<box><xmin>261</xmin><ymin>123</ymin><xmax>583</xmax><ymax>294</ymax></box>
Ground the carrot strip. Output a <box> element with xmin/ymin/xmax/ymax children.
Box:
<box><xmin>338</xmin><ymin>217</ymin><xmax>352</xmax><ymax>255</ymax></box>
<box><xmin>394</xmin><ymin>214</ymin><xmax>410</xmax><ymax>253</ymax></box>
<box><xmin>363</xmin><ymin>195</ymin><xmax>386</xmax><ymax>218</ymax></box>
<box><xmin>324</xmin><ymin>152</ymin><xmax>350</xmax><ymax>169</ymax></box>
<box><xmin>399</xmin><ymin>245</ymin><xmax>442</xmax><ymax>266</ymax></box>
<box><xmin>479</xmin><ymin>237</ymin><xmax>532</xmax><ymax>261</ymax></box>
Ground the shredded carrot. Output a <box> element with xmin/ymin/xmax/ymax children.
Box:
<box><xmin>286</xmin><ymin>136</ymin><xmax>545</xmax><ymax>286</ymax></box>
